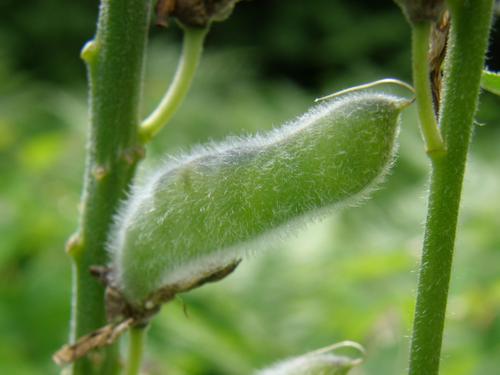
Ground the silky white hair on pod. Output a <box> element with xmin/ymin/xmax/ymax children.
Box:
<box><xmin>107</xmin><ymin>81</ymin><xmax>413</xmax><ymax>307</ymax></box>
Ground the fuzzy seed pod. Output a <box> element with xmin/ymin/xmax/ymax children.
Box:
<box><xmin>256</xmin><ymin>353</ymin><xmax>355</xmax><ymax>375</ymax></box>
<box><xmin>255</xmin><ymin>341</ymin><xmax>364</xmax><ymax>375</ymax></box>
<box><xmin>109</xmin><ymin>88</ymin><xmax>411</xmax><ymax>307</ymax></box>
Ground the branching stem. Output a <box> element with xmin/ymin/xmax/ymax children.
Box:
<box><xmin>408</xmin><ymin>1</ymin><xmax>494</xmax><ymax>374</ymax></box>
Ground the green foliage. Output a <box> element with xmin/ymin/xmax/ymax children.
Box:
<box><xmin>1</xmin><ymin>1</ymin><xmax>499</xmax><ymax>374</ymax></box>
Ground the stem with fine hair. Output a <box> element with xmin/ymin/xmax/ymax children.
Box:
<box><xmin>126</xmin><ymin>327</ymin><xmax>147</xmax><ymax>375</ymax></box>
<box><xmin>67</xmin><ymin>0</ymin><xmax>152</xmax><ymax>373</ymax></box>
<box><xmin>411</xmin><ymin>21</ymin><xmax>444</xmax><ymax>156</ymax></box>
<box><xmin>140</xmin><ymin>25</ymin><xmax>208</xmax><ymax>143</ymax></box>
<box><xmin>408</xmin><ymin>1</ymin><xmax>494</xmax><ymax>374</ymax></box>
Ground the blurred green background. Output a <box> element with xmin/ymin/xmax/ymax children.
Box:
<box><xmin>1</xmin><ymin>1</ymin><xmax>499</xmax><ymax>374</ymax></box>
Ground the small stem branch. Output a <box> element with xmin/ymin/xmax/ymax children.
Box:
<box><xmin>68</xmin><ymin>0</ymin><xmax>152</xmax><ymax>373</ymax></box>
<box><xmin>411</xmin><ymin>21</ymin><xmax>445</xmax><ymax>156</ymax></box>
<box><xmin>408</xmin><ymin>1</ymin><xmax>495</xmax><ymax>375</ymax></box>
<box><xmin>140</xmin><ymin>26</ymin><xmax>208</xmax><ymax>142</ymax></box>
<box><xmin>126</xmin><ymin>327</ymin><xmax>147</xmax><ymax>375</ymax></box>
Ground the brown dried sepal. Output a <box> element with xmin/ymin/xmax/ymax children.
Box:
<box><xmin>106</xmin><ymin>259</ymin><xmax>242</xmax><ymax>325</ymax></box>
<box><xmin>156</xmin><ymin>0</ymin><xmax>240</xmax><ymax>28</ymax></box>
<box><xmin>52</xmin><ymin>319</ymin><xmax>133</xmax><ymax>367</ymax></box>
<box><xmin>143</xmin><ymin>259</ymin><xmax>241</xmax><ymax>311</ymax></box>
<box><xmin>53</xmin><ymin>259</ymin><xmax>241</xmax><ymax>366</ymax></box>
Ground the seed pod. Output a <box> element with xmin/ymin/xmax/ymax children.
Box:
<box><xmin>255</xmin><ymin>341</ymin><xmax>364</xmax><ymax>375</ymax></box>
<box><xmin>256</xmin><ymin>353</ymin><xmax>355</xmax><ymax>375</ymax></box>
<box><xmin>109</xmin><ymin>86</ymin><xmax>411</xmax><ymax>307</ymax></box>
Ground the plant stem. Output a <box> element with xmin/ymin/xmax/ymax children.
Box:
<box><xmin>408</xmin><ymin>1</ymin><xmax>494</xmax><ymax>374</ymax></box>
<box><xmin>411</xmin><ymin>21</ymin><xmax>444</xmax><ymax>156</ymax></box>
<box><xmin>68</xmin><ymin>0</ymin><xmax>152</xmax><ymax>373</ymax></box>
<box><xmin>126</xmin><ymin>327</ymin><xmax>147</xmax><ymax>375</ymax></box>
<box><xmin>140</xmin><ymin>25</ymin><xmax>208</xmax><ymax>143</ymax></box>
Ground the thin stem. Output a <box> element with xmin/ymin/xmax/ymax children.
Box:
<box><xmin>408</xmin><ymin>1</ymin><xmax>494</xmax><ymax>375</ymax></box>
<box><xmin>126</xmin><ymin>327</ymin><xmax>147</xmax><ymax>375</ymax></box>
<box><xmin>68</xmin><ymin>0</ymin><xmax>152</xmax><ymax>373</ymax></box>
<box><xmin>140</xmin><ymin>26</ymin><xmax>208</xmax><ymax>142</ymax></box>
<box><xmin>411</xmin><ymin>21</ymin><xmax>445</xmax><ymax>156</ymax></box>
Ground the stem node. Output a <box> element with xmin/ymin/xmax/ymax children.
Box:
<box><xmin>93</xmin><ymin>166</ymin><xmax>109</xmax><ymax>181</ymax></box>
<box><xmin>81</xmin><ymin>40</ymin><xmax>99</xmax><ymax>64</ymax></box>
<box><xmin>66</xmin><ymin>233</ymin><xmax>84</xmax><ymax>257</ymax></box>
<box><xmin>121</xmin><ymin>145</ymin><xmax>146</xmax><ymax>166</ymax></box>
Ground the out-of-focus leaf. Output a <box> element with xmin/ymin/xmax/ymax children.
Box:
<box><xmin>481</xmin><ymin>70</ymin><xmax>500</xmax><ymax>96</ymax></box>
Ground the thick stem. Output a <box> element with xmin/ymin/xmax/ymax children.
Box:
<box><xmin>140</xmin><ymin>26</ymin><xmax>208</xmax><ymax>142</ymax></box>
<box><xmin>125</xmin><ymin>327</ymin><xmax>147</xmax><ymax>375</ymax></box>
<box><xmin>68</xmin><ymin>1</ymin><xmax>152</xmax><ymax>373</ymax></box>
<box><xmin>408</xmin><ymin>1</ymin><xmax>494</xmax><ymax>374</ymax></box>
<box><xmin>411</xmin><ymin>21</ymin><xmax>445</xmax><ymax>156</ymax></box>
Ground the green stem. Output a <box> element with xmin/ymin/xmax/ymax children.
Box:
<box><xmin>126</xmin><ymin>327</ymin><xmax>147</xmax><ymax>375</ymax></box>
<box><xmin>68</xmin><ymin>1</ymin><xmax>152</xmax><ymax>374</ymax></box>
<box><xmin>411</xmin><ymin>21</ymin><xmax>445</xmax><ymax>156</ymax></box>
<box><xmin>408</xmin><ymin>1</ymin><xmax>494</xmax><ymax>375</ymax></box>
<box><xmin>139</xmin><ymin>25</ymin><xmax>208</xmax><ymax>143</ymax></box>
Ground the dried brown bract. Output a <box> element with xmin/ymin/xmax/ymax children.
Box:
<box><xmin>53</xmin><ymin>260</ymin><xmax>240</xmax><ymax>367</ymax></box>
<box><xmin>156</xmin><ymin>0</ymin><xmax>241</xmax><ymax>28</ymax></box>
<box><xmin>429</xmin><ymin>10</ymin><xmax>450</xmax><ymax>113</ymax></box>
<box><xmin>53</xmin><ymin>319</ymin><xmax>133</xmax><ymax>366</ymax></box>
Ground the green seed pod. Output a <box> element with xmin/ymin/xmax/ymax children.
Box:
<box><xmin>109</xmin><ymin>84</ymin><xmax>411</xmax><ymax>307</ymax></box>
<box><xmin>256</xmin><ymin>341</ymin><xmax>364</xmax><ymax>375</ymax></box>
<box><xmin>257</xmin><ymin>354</ymin><xmax>354</xmax><ymax>375</ymax></box>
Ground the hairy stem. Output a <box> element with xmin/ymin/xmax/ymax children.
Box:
<box><xmin>126</xmin><ymin>327</ymin><xmax>147</xmax><ymax>375</ymax></box>
<box><xmin>68</xmin><ymin>0</ymin><xmax>152</xmax><ymax>373</ymax></box>
<box><xmin>140</xmin><ymin>25</ymin><xmax>208</xmax><ymax>142</ymax></box>
<box><xmin>408</xmin><ymin>1</ymin><xmax>494</xmax><ymax>374</ymax></box>
<box><xmin>411</xmin><ymin>21</ymin><xmax>444</xmax><ymax>156</ymax></box>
